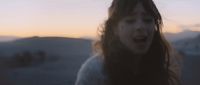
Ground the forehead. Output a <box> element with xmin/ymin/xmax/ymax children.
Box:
<box><xmin>128</xmin><ymin>3</ymin><xmax>150</xmax><ymax>16</ymax></box>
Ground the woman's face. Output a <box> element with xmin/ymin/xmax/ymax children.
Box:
<box><xmin>115</xmin><ymin>3</ymin><xmax>155</xmax><ymax>55</ymax></box>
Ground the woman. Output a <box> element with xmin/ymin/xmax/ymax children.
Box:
<box><xmin>75</xmin><ymin>0</ymin><xmax>182</xmax><ymax>85</ymax></box>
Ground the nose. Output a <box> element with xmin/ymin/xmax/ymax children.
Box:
<box><xmin>134</xmin><ymin>19</ymin><xmax>145</xmax><ymax>32</ymax></box>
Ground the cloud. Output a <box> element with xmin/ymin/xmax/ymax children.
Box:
<box><xmin>191</xmin><ymin>24</ymin><xmax>200</xmax><ymax>28</ymax></box>
<box><xmin>179</xmin><ymin>24</ymin><xmax>200</xmax><ymax>32</ymax></box>
<box><xmin>190</xmin><ymin>24</ymin><xmax>200</xmax><ymax>31</ymax></box>
<box><xmin>179</xmin><ymin>25</ymin><xmax>190</xmax><ymax>31</ymax></box>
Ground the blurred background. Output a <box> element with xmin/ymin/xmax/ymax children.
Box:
<box><xmin>0</xmin><ymin>0</ymin><xmax>199</xmax><ymax>85</ymax></box>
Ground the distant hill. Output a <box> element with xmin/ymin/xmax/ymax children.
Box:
<box><xmin>164</xmin><ymin>30</ymin><xmax>200</xmax><ymax>42</ymax></box>
<box><xmin>172</xmin><ymin>34</ymin><xmax>200</xmax><ymax>56</ymax></box>
<box><xmin>0</xmin><ymin>37</ymin><xmax>92</xmax><ymax>85</ymax></box>
<box><xmin>0</xmin><ymin>36</ymin><xmax>20</xmax><ymax>42</ymax></box>
<box><xmin>0</xmin><ymin>36</ymin><xmax>92</xmax><ymax>56</ymax></box>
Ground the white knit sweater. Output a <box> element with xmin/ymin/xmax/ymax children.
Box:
<box><xmin>75</xmin><ymin>51</ymin><xmax>182</xmax><ymax>85</ymax></box>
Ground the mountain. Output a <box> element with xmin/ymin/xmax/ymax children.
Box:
<box><xmin>164</xmin><ymin>30</ymin><xmax>200</xmax><ymax>42</ymax></box>
<box><xmin>0</xmin><ymin>36</ymin><xmax>92</xmax><ymax>56</ymax></box>
<box><xmin>0</xmin><ymin>37</ymin><xmax>92</xmax><ymax>85</ymax></box>
<box><xmin>0</xmin><ymin>36</ymin><xmax>20</xmax><ymax>42</ymax></box>
<box><xmin>172</xmin><ymin>34</ymin><xmax>200</xmax><ymax>56</ymax></box>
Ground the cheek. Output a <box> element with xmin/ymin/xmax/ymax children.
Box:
<box><xmin>146</xmin><ymin>24</ymin><xmax>155</xmax><ymax>35</ymax></box>
<box><xmin>118</xmin><ymin>23</ymin><xmax>134</xmax><ymax>34</ymax></box>
<box><xmin>118</xmin><ymin>25</ymin><xmax>133</xmax><ymax>39</ymax></box>
<box><xmin>147</xmin><ymin>26</ymin><xmax>155</xmax><ymax>43</ymax></box>
<box><xmin>117</xmin><ymin>25</ymin><xmax>133</xmax><ymax>45</ymax></box>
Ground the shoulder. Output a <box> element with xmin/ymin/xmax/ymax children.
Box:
<box><xmin>169</xmin><ymin>48</ymin><xmax>183</xmax><ymax>75</ymax></box>
<box><xmin>168</xmin><ymin>48</ymin><xmax>183</xmax><ymax>85</ymax></box>
<box><xmin>78</xmin><ymin>54</ymin><xmax>105</xmax><ymax>76</ymax></box>
<box><xmin>75</xmin><ymin>54</ymin><xmax>107</xmax><ymax>85</ymax></box>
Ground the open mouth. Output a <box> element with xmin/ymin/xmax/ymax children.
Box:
<box><xmin>133</xmin><ymin>36</ymin><xmax>148</xmax><ymax>43</ymax></box>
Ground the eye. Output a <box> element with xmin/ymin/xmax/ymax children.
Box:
<box><xmin>143</xmin><ymin>17</ymin><xmax>154</xmax><ymax>23</ymax></box>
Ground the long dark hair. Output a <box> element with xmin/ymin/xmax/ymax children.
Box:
<box><xmin>96</xmin><ymin>0</ymin><xmax>175</xmax><ymax>85</ymax></box>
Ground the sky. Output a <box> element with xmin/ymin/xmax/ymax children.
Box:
<box><xmin>0</xmin><ymin>0</ymin><xmax>200</xmax><ymax>38</ymax></box>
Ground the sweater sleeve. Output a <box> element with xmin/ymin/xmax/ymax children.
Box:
<box><xmin>75</xmin><ymin>56</ymin><xmax>107</xmax><ymax>85</ymax></box>
<box><xmin>168</xmin><ymin>49</ymin><xmax>183</xmax><ymax>85</ymax></box>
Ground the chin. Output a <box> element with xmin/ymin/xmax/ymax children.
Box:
<box><xmin>132</xmin><ymin>48</ymin><xmax>148</xmax><ymax>55</ymax></box>
<box><xmin>135</xmin><ymin>51</ymin><xmax>147</xmax><ymax>55</ymax></box>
